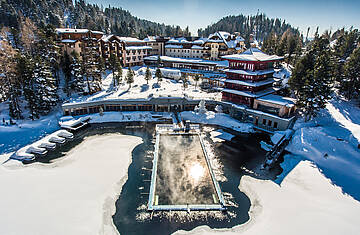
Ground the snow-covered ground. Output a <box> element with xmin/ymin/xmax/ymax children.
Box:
<box><xmin>181</xmin><ymin>111</ymin><xmax>254</xmax><ymax>133</ymax></box>
<box><xmin>178</xmin><ymin>158</ymin><xmax>360</xmax><ymax>235</ymax></box>
<box><xmin>0</xmin><ymin>133</ymin><xmax>142</xmax><ymax>235</ymax></box>
<box><xmin>0</xmin><ymin>102</ymin><xmax>62</xmax><ymax>154</ymax></box>
<box><xmin>68</xmin><ymin>67</ymin><xmax>222</xmax><ymax>104</ymax></box>
<box><xmin>0</xmin><ymin>66</ymin><xmax>221</xmax><ymax>155</ymax></box>
<box><xmin>286</xmin><ymin>97</ymin><xmax>360</xmax><ymax>201</ymax></box>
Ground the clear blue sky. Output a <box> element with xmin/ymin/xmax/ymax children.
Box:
<box><xmin>87</xmin><ymin>0</ymin><xmax>359</xmax><ymax>36</ymax></box>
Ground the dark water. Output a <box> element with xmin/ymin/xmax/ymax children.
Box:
<box><xmin>30</xmin><ymin>123</ymin><xmax>280</xmax><ymax>235</ymax></box>
<box><xmin>112</xmin><ymin>125</ymin><xmax>277</xmax><ymax>235</ymax></box>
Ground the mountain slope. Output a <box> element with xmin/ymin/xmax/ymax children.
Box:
<box><xmin>0</xmin><ymin>0</ymin><xmax>188</xmax><ymax>38</ymax></box>
<box><xmin>198</xmin><ymin>14</ymin><xmax>300</xmax><ymax>45</ymax></box>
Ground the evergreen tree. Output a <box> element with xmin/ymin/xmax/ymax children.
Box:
<box><xmin>114</xmin><ymin>60</ymin><xmax>122</xmax><ymax>89</ymax></box>
<box><xmin>16</xmin><ymin>54</ymin><xmax>37</xmax><ymax>119</ymax></box>
<box><xmin>145</xmin><ymin>67</ymin><xmax>152</xmax><ymax>84</ymax></box>
<box><xmin>32</xmin><ymin>56</ymin><xmax>59</xmax><ymax>115</ymax></box>
<box><xmin>194</xmin><ymin>74</ymin><xmax>200</xmax><ymax>89</ymax></box>
<box><xmin>97</xmin><ymin>56</ymin><xmax>105</xmax><ymax>76</ymax></box>
<box><xmin>0</xmin><ymin>38</ymin><xmax>22</xmax><ymax>119</ymax></box>
<box><xmin>342</xmin><ymin>47</ymin><xmax>360</xmax><ymax>99</ymax></box>
<box><xmin>181</xmin><ymin>73</ymin><xmax>188</xmax><ymax>91</ymax></box>
<box><xmin>289</xmin><ymin>35</ymin><xmax>333</xmax><ymax>121</ymax></box>
<box><xmin>155</xmin><ymin>68</ymin><xmax>162</xmax><ymax>83</ymax></box>
<box><xmin>126</xmin><ymin>67</ymin><xmax>134</xmax><ymax>89</ymax></box>
<box><xmin>70</xmin><ymin>51</ymin><xmax>85</xmax><ymax>93</ymax></box>
<box><xmin>61</xmin><ymin>52</ymin><xmax>72</xmax><ymax>96</ymax></box>
<box><xmin>286</xmin><ymin>35</ymin><xmax>297</xmax><ymax>64</ymax></box>
<box><xmin>109</xmin><ymin>54</ymin><xmax>122</xmax><ymax>87</ymax></box>
<box><xmin>157</xmin><ymin>55</ymin><xmax>162</xmax><ymax>67</ymax></box>
<box><xmin>333</xmin><ymin>29</ymin><xmax>359</xmax><ymax>92</ymax></box>
<box><xmin>82</xmin><ymin>38</ymin><xmax>102</xmax><ymax>94</ymax></box>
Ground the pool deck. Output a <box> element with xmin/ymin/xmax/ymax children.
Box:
<box><xmin>148</xmin><ymin>124</ymin><xmax>226</xmax><ymax>211</ymax></box>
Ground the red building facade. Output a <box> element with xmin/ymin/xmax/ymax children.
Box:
<box><xmin>221</xmin><ymin>48</ymin><xmax>283</xmax><ymax>106</ymax></box>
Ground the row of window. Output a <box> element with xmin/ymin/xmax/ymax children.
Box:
<box><xmin>126</xmin><ymin>56</ymin><xmax>144</xmax><ymax>62</ymax></box>
<box><xmin>260</xmin><ymin>118</ymin><xmax>278</xmax><ymax>129</ymax></box>
<box><xmin>167</xmin><ymin>54</ymin><xmax>203</xmax><ymax>59</ymax></box>
<box><xmin>227</xmin><ymin>73</ymin><xmax>270</xmax><ymax>80</ymax></box>
<box><xmin>166</xmin><ymin>49</ymin><xmax>203</xmax><ymax>54</ymax></box>
<box><xmin>126</xmin><ymin>49</ymin><xmax>147</xmax><ymax>54</ymax></box>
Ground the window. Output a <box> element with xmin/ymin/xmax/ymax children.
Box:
<box><xmin>262</xmin><ymin>119</ymin><xmax>266</xmax><ymax>125</ymax></box>
<box><xmin>274</xmin><ymin>122</ymin><xmax>278</xmax><ymax>129</ymax></box>
<box><xmin>268</xmin><ymin>120</ymin><xmax>272</xmax><ymax>126</ymax></box>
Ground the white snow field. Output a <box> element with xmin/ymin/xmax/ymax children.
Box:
<box><xmin>177</xmin><ymin>159</ymin><xmax>360</xmax><ymax>235</ymax></box>
<box><xmin>0</xmin><ymin>133</ymin><xmax>142</xmax><ymax>235</ymax></box>
<box><xmin>180</xmin><ymin>111</ymin><xmax>253</xmax><ymax>133</ymax></box>
<box><xmin>68</xmin><ymin>67</ymin><xmax>222</xmax><ymax>104</ymax></box>
<box><xmin>286</xmin><ymin>97</ymin><xmax>360</xmax><ymax>201</ymax></box>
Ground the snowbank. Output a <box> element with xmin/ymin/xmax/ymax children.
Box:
<box><xmin>286</xmin><ymin>98</ymin><xmax>360</xmax><ymax>200</ymax></box>
<box><xmin>177</xmin><ymin>160</ymin><xmax>360</xmax><ymax>235</ymax></box>
<box><xmin>0</xmin><ymin>133</ymin><xmax>142</xmax><ymax>235</ymax></box>
<box><xmin>180</xmin><ymin>111</ymin><xmax>254</xmax><ymax>133</ymax></box>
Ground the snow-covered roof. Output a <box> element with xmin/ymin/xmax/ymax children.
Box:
<box><xmin>220</xmin><ymin>87</ymin><xmax>276</xmax><ymax>98</ymax></box>
<box><xmin>193</xmin><ymin>38</ymin><xmax>207</xmax><ymax>44</ymax></box>
<box><xmin>207</xmin><ymin>31</ymin><xmax>245</xmax><ymax>49</ymax></box>
<box><xmin>118</xmin><ymin>37</ymin><xmax>144</xmax><ymax>43</ymax></box>
<box><xmin>143</xmin><ymin>36</ymin><xmax>156</xmax><ymax>42</ymax></box>
<box><xmin>100</xmin><ymin>34</ymin><xmax>114</xmax><ymax>42</ymax></box>
<box><xmin>167</xmin><ymin>37</ymin><xmax>190</xmax><ymax>44</ymax></box>
<box><xmin>125</xmin><ymin>46</ymin><xmax>152</xmax><ymax>50</ymax></box>
<box><xmin>191</xmin><ymin>45</ymin><xmax>204</xmax><ymax>50</ymax></box>
<box><xmin>144</xmin><ymin>55</ymin><xmax>228</xmax><ymax>67</ymax></box>
<box><xmin>257</xmin><ymin>94</ymin><xmax>295</xmax><ymax>107</ymax></box>
<box><xmin>223</xmin><ymin>78</ymin><xmax>275</xmax><ymax>87</ymax></box>
<box><xmin>222</xmin><ymin>48</ymin><xmax>284</xmax><ymax>62</ymax></box>
<box><xmin>223</xmin><ymin>68</ymin><xmax>275</xmax><ymax>76</ymax></box>
<box><xmin>56</xmin><ymin>28</ymin><xmax>89</xmax><ymax>34</ymax></box>
<box><xmin>165</xmin><ymin>44</ymin><xmax>183</xmax><ymax>49</ymax></box>
<box><xmin>91</xmin><ymin>30</ymin><xmax>104</xmax><ymax>35</ymax></box>
<box><xmin>61</xmin><ymin>39</ymin><xmax>77</xmax><ymax>43</ymax></box>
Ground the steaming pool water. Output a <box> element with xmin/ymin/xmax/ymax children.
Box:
<box><xmin>32</xmin><ymin>122</ymin><xmax>281</xmax><ymax>235</ymax></box>
<box><xmin>149</xmin><ymin>133</ymin><xmax>224</xmax><ymax>211</ymax></box>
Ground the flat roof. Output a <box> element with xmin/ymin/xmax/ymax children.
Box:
<box><xmin>257</xmin><ymin>94</ymin><xmax>296</xmax><ymax>107</ymax></box>
<box><xmin>125</xmin><ymin>46</ymin><xmax>152</xmax><ymax>50</ymax></box>
<box><xmin>144</xmin><ymin>55</ymin><xmax>229</xmax><ymax>67</ymax></box>
<box><xmin>56</xmin><ymin>28</ymin><xmax>89</xmax><ymax>34</ymax></box>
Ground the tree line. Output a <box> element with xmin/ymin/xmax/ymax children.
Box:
<box><xmin>289</xmin><ymin>28</ymin><xmax>360</xmax><ymax>121</ymax></box>
<box><xmin>0</xmin><ymin>0</ymin><xmax>190</xmax><ymax>38</ymax></box>
<box><xmin>198</xmin><ymin>13</ymin><xmax>299</xmax><ymax>47</ymax></box>
<box><xmin>0</xmin><ymin>18</ymin><xmax>111</xmax><ymax>120</ymax></box>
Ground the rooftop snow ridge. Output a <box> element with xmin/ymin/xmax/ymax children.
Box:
<box><xmin>222</xmin><ymin>48</ymin><xmax>284</xmax><ymax>61</ymax></box>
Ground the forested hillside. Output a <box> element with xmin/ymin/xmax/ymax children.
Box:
<box><xmin>198</xmin><ymin>14</ymin><xmax>299</xmax><ymax>46</ymax></box>
<box><xmin>0</xmin><ymin>0</ymin><xmax>190</xmax><ymax>38</ymax></box>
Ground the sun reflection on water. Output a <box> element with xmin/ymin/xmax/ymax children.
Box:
<box><xmin>189</xmin><ymin>162</ymin><xmax>205</xmax><ymax>182</ymax></box>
